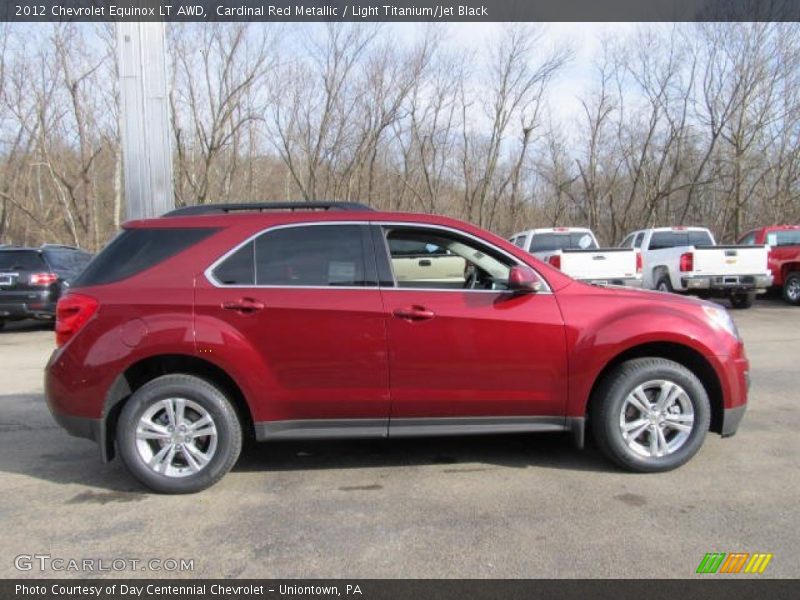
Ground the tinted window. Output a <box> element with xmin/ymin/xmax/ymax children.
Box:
<box><xmin>768</xmin><ymin>230</ymin><xmax>800</xmax><ymax>246</ymax></box>
<box><xmin>619</xmin><ymin>235</ymin><xmax>633</xmax><ymax>248</ymax></box>
<box><xmin>0</xmin><ymin>250</ymin><xmax>46</xmax><ymax>271</ymax></box>
<box><xmin>212</xmin><ymin>241</ymin><xmax>255</xmax><ymax>285</ymax></box>
<box><xmin>634</xmin><ymin>233</ymin><xmax>645</xmax><ymax>248</ymax></box>
<box><xmin>255</xmin><ymin>225</ymin><xmax>371</xmax><ymax>287</ymax></box>
<box><xmin>529</xmin><ymin>232</ymin><xmax>597</xmax><ymax>253</ymax></box>
<box><xmin>689</xmin><ymin>231</ymin><xmax>713</xmax><ymax>246</ymax></box>
<box><xmin>649</xmin><ymin>230</ymin><xmax>713</xmax><ymax>250</ymax></box>
<box><xmin>513</xmin><ymin>236</ymin><xmax>527</xmax><ymax>248</ymax></box>
<box><xmin>42</xmin><ymin>248</ymin><xmax>92</xmax><ymax>274</ymax></box>
<box><xmin>75</xmin><ymin>228</ymin><xmax>217</xmax><ymax>286</ymax></box>
<box><xmin>739</xmin><ymin>232</ymin><xmax>756</xmax><ymax>245</ymax></box>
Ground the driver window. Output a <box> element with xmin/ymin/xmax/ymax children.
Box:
<box><xmin>385</xmin><ymin>227</ymin><xmax>512</xmax><ymax>290</ymax></box>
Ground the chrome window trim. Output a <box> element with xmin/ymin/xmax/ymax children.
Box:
<box><xmin>204</xmin><ymin>220</ymin><xmax>552</xmax><ymax>294</ymax></box>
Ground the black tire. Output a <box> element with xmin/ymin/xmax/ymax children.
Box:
<box><xmin>0</xmin><ymin>319</ymin><xmax>5</xmax><ymax>331</ymax></box>
<box><xmin>655</xmin><ymin>275</ymin><xmax>673</xmax><ymax>293</ymax></box>
<box><xmin>783</xmin><ymin>271</ymin><xmax>800</xmax><ymax>306</ymax></box>
<box><xmin>116</xmin><ymin>374</ymin><xmax>242</xmax><ymax>494</ymax></box>
<box><xmin>730</xmin><ymin>291</ymin><xmax>755</xmax><ymax>309</ymax></box>
<box><xmin>590</xmin><ymin>358</ymin><xmax>710</xmax><ymax>473</ymax></box>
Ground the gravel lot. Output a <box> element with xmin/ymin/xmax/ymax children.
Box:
<box><xmin>0</xmin><ymin>298</ymin><xmax>798</xmax><ymax>579</ymax></box>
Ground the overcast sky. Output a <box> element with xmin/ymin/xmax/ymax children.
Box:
<box><xmin>391</xmin><ymin>22</ymin><xmax>639</xmax><ymax>125</ymax></box>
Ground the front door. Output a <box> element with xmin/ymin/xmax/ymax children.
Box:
<box><xmin>376</xmin><ymin>225</ymin><xmax>568</xmax><ymax>431</ymax></box>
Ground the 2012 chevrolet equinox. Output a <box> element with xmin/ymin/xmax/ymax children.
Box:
<box><xmin>45</xmin><ymin>202</ymin><xmax>749</xmax><ymax>493</ymax></box>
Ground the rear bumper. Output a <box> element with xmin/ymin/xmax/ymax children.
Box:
<box><xmin>580</xmin><ymin>277</ymin><xmax>643</xmax><ymax>288</ymax></box>
<box><xmin>682</xmin><ymin>274</ymin><xmax>773</xmax><ymax>292</ymax></box>
<box><xmin>0</xmin><ymin>298</ymin><xmax>57</xmax><ymax>320</ymax></box>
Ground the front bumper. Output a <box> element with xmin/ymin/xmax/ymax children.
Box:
<box><xmin>682</xmin><ymin>274</ymin><xmax>773</xmax><ymax>291</ymax></box>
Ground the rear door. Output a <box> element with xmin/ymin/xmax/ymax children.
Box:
<box><xmin>194</xmin><ymin>223</ymin><xmax>391</xmax><ymax>433</ymax></box>
<box><xmin>376</xmin><ymin>223</ymin><xmax>568</xmax><ymax>429</ymax></box>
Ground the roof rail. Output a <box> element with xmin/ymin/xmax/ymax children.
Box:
<box><xmin>40</xmin><ymin>243</ymin><xmax>81</xmax><ymax>250</ymax></box>
<box><xmin>163</xmin><ymin>202</ymin><xmax>374</xmax><ymax>217</ymax></box>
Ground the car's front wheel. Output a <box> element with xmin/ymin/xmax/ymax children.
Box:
<box><xmin>591</xmin><ymin>358</ymin><xmax>710</xmax><ymax>472</ymax></box>
<box><xmin>117</xmin><ymin>374</ymin><xmax>242</xmax><ymax>493</ymax></box>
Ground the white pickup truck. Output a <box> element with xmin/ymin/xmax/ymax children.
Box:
<box><xmin>618</xmin><ymin>227</ymin><xmax>773</xmax><ymax>308</ymax></box>
<box><xmin>509</xmin><ymin>227</ymin><xmax>642</xmax><ymax>288</ymax></box>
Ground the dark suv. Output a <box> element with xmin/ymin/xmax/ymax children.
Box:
<box><xmin>0</xmin><ymin>245</ymin><xmax>93</xmax><ymax>329</ymax></box>
<box><xmin>46</xmin><ymin>203</ymin><xmax>749</xmax><ymax>493</ymax></box>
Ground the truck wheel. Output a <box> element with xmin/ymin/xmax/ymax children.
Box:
<box><xmin>655</xmin><ymin>276</ymin><xmax>673</xmax><ymax>293</ymax></box>
<box><xmin>730</xmin><ymin>291</ymin><xmax>755</xmax><ymax>309</ymax></box>
<box><xmin>783</xmin><ymin>272</ymin><xmax>800</xmax><ymax>305</ymax></box>
<box><xmin>590</xmin><ymin>358</ymin><xmax>710</xmax><ymax>473</ymax></box>
<box><xmin>116</xmin><ymin>374</ymin><xmax>242</xmax><ymax>494</ymax></box>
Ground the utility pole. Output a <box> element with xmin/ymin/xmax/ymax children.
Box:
<box><xmin>116</xmin><ymin>22</ymin><xmax>174</xmax><ymax>219</ymax></box>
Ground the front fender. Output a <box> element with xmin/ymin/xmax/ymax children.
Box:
<box><xmin>556</xmin><ymin>287</ymin><xmax>739</xmax><ymax>418</ymax></box>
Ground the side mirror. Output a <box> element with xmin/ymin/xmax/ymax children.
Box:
<box><xmin>508</xmin><ymin>265</ymin><xmax>544</xmax><ymax>293</ymax></box>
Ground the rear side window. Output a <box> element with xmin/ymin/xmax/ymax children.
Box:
<box><xmin>530</xmin><ymin>232</ymin><xmax>597</xmax><ymax>252</ymax></box>
<box><xmin>0</xmin><ymin>250</ymin><xmax>46</xmax><ymax>271</ymax></box>
<box><xmin>75</xmin><ymin>228</ymin><xmax>217</xmax><ymax>286</ymax></box>
<box><xmin>211</xmin><ymin>224</ymin><xmax>374</xmax><ymax>287</ymax></box>
<box><xmin>255</xmin><ymin>225</ymin><xmax>372</xmax><ymax>287</ymax></box>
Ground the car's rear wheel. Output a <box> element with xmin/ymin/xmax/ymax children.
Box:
<box><xmin>117</xmin><ymin>374</ymin><xmax>242</xmax><ymax>494</ymax></box>
<box><xmin>591</xmin><ymin>358</ymin><xmax>710</xmax><ymax>472</ymax></box>
<box><xmin>730</xmin><ymin>291</ymin><xmax>755</xmax><ymax>309</ymax></box>
<box><xmin>783</xmin><ymin>272</ymin><xmax>800</xmax><ymax>305</ymax></box>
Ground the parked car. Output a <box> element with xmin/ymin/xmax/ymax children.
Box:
<box><xmin>737</xmin><ymin>225</ymin><xmax>800</xmax><ymax>305</ymax></box>
<box><xmin>46</xmin><ymin>202</ymin><xmax>749</xmax><ymax>493</ymax></box>
<box><xmin>619</xmin><ymin>227</ymin><xmax>772</xmax><ymax>308</ymax></box>
<box><xmin>510</xmin><ymin>227</ymin><xmax>642</xmax><ymax>287</ymax></box>
<box><xmin>0</xmin><ymin>244</ymin><xmax>93</xmax><ymax>329</ymax></box>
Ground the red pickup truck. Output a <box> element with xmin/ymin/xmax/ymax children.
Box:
<box><xmin>738</xmin><ymin>225</ymin><xmax>800</xmax><ymax>305</ymax></box>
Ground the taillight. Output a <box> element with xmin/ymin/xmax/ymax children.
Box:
<box><xmin>635</xmin><ymin>252</ymin><xmax>643</xmax><ymax>273</ymax></box>
<box><xmin>29</xmin><ymin>272</ymin><xmax>58</xmax><ymax>285</ymax></box>
<box><xmin>55</xmin><ymin>294</ymin><xmax>98</xmax><ymax>347</ymax></box>
<box><xmin>680</xmin><ymin>252</ymin><xmax>694</xmax><ymax>272</ymax></box>
<box><xmin>548</xmin><ymin>255</ymin><xmax>562</xmax><ymax>270</ymax></box>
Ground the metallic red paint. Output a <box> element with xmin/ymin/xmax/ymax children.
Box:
<box><xmin>45</xmin><ymin>209</ymin><xmax>749</xmax><ymax>457</ymax></box>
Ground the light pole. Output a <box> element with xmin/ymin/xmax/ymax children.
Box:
<box><xmin>116</xmin><ymin>22</ymin><xmax>174</xmax><ymax>219</ymax></box>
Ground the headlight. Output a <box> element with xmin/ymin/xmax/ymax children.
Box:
<box><xmin>702</xmin><ymin>305</ymin><xmax>740</xmax><ymax>340</ymax></box>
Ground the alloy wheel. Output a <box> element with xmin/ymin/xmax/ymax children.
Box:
<box><xmin>135</xmin><ymin>397</ymin><xmax>218</xmax><ymax>478</ymax></box>
<box><xmin>619</xmin><ymin>379</ymin><xmax>695</xmax><ymax>458</ymax></box>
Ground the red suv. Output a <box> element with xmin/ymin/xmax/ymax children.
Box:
<box><xmin>46</xmin><ymin>203</ymin><xmax>750</xmax><ymax>493</ymax></box>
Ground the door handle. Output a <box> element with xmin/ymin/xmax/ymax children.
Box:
<box><xmin>221</xmin><ymin>298</ymin><xmax>265</xmax><ymax>314</ymax></box>
<box><xmin>393</xmin><ymin>306</ymin><xmax>435</xmax><ymax>321</ymax></box>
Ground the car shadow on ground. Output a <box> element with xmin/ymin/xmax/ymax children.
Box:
<box><xmin>0</xmin><ymin>394</ymin><xmax>618</xmax><ymax>494</ymax></box>
<box><xmin>233</xmin><ymin>432</ymin><xmax>618</xmax><ymax>476</ymax></box>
